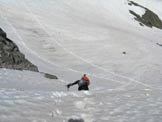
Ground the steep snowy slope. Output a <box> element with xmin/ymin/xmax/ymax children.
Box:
<box><xmin>0</xmin><ymin>0</ymin><xmax>162</xmax><ymax>85</ymax></box>
<box><xmin>0</xmin><ymin>0</ymin><xmax>162</xmax><ymax>122</ymax></box>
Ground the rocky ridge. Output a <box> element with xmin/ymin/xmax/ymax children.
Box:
<box><xmin>0</xmin><ymin>28</ymin><xmax>58</xmax><ymax>79</ymax></box>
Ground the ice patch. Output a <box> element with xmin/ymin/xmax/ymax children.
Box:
<box><xmin>50</xmin><ymin>109</ymin><xmax>62</xmax><ymax>118</ymax></box>
<box><xmin>145</xmin><ymin>93</ymin><xmax>150</xmax><ymax>96</ymax></box>
<box><xmin>144</xmin><ymin>88</ymin><xmax>151</xmax><ymax>91</ymax></box>
<box><xmin>83</xmin><ymin>91</ymin><xmax>91</xmax><ymax>96</ymax></box>
<box><xmin>32</xmin><ymin>119</ymin><xmax>47</xmax><ymax>122</ymax></box>
<box><xmin>52</xmin><ymin>91</ymin><xmax>67</xmax><ymax>98</ymax></box>
<box><xmin>74</xmin><ymin>101</ymin><xmax>86</xmax><ymax>109</ymax></box>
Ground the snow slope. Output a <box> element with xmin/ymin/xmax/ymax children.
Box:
<box><xmin>0</xmin><ymin>0</ymin><xmax>162</xmax><ymax>121</ymax></box>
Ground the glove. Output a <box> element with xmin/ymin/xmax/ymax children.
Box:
<box><xmin>67</xmin><ymin>84</ymin><xmax>71</xmax><ymax>88</ymax></box>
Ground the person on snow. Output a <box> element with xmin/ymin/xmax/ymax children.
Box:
<box><xmin>66</xmin><ymin>74</ymin><xmax>90</xmax><ymax>91</ymax></box>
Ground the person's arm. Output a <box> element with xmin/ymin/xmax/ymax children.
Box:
<box><xmin>67</xmin><ymin>80</ymin><xmax>80</xmax><ymax>88</ymax></box>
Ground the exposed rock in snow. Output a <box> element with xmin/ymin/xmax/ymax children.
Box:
<box><xmin>0</xmin><ymin>28</ymin><xmax>58</xmax><ymax>79</ymax></box>
<box><xmin>128</xmin><ymin>1</ymin><xmax>162</xmax><ymax>29</ymax></box>
<box><xmin>0</xmin><ymin>0</ymin><xmax>162</xmax><ymax>122</ymax></box>
<box><xmin>43</xmin><ymin>72</ymin><xmax>58</xmax><ymax>79</ymax></box>
<box><xmin>0</xmin><ymin>28</ymin><xmax>38</xmax><ymax>71</ymax></box>
<box><xmin>68</xmin><ymin>118</ymin><xmax>84</xmax><ymax>122</ymax></box>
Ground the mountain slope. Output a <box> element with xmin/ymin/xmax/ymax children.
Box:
<box><xmin>0</xmin><ymin>0</ymin><xmax>162</xmax><ymax>122</ymax></box>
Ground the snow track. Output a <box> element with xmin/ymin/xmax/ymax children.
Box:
<box><xmin>1</xmin><ymin>0</ymin><xmax>161</xmax><ymax>90</ymax></box>
<box><xmin>20</xmin><ymin>0</ymin><xmax>156</xmax><ymax>90</ymax></box>
<box><xmin>0</xmin><ymin>0</ymin><xmax>162</xmax><ymax>122</ymax></box>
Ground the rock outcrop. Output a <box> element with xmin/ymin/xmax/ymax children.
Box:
<box><xmin>0</xmin><ymin>28</ymin><xmax>39</xmax><ymax>72</ymax></box>
<box><xmin>128</xmin><ymin>1</ymin><xmax>162</xmax><ymax>30</ymax></box>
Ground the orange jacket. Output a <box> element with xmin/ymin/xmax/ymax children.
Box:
<box><xmin>81</xmin><ymin>75</ymin><xmax>89</xmax><ymax>83</ymax></box>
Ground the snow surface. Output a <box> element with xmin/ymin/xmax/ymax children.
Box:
<box><xmin>128</xmin><ymin>3</ymin><xmax>146</xmax><ymax>17</ymax></box>
<box><xmin>0</xmin><ymin>0</ymin><xmax>162</xmax><ymax>122</ymax></box>
<box><xmin>131</xmin><ymin>0</ymin><xmax>162</xmax><ymax>20</ymax></box>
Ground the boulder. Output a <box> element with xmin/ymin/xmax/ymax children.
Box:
<box><xmin>68</xmin><ymin>118</ymin><xmax>84</xmax><ymax>122</ymax></box>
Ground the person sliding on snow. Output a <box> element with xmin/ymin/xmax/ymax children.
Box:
<box><xmin>66</xmin><ymin>74</ymin><xmax>90</xmax><ymax>91</ymax></box>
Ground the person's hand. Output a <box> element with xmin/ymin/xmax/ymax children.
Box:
<box><xmin>67</xmin><ymin>84</ymin><xmax>71</xmax><ymax>88</ymax></box>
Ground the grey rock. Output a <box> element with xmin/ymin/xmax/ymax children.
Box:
<box><xmin>0</xmin><ymin>28</ymin><xmax>38</xmax><ymax>72</ymax></box>
<box><xmin>0</xmin><ymin>28</ymin><xmax>58</xmax><ymax>78</ymax></box>
<box><xmin>44</xmin><ymin>73</ymin><xmax>58</xmax><ymax>79</ymax></box>
<box><xmin>68</xmin><ymin>118</ymin><xmax>84</xmax><ymax>122</ymax></box>
<box><xmin>156</xmin><ymin>43</ymin><xmax>162</xmax><ymax>47</ymax></box>
<box><xmin>128</xmin><ymin>1</ymin><xmax>162</xmax><ymax>30</ymax></box>
<box><xmin>0</xmin><ymin>28</ymin><xmax>7</xmax><ymax>38</ymax></box>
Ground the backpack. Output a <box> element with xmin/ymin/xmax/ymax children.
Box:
<box><xmin>78</xmin><ymin>80</ymin><xmax>84</xmax><ymax>86</ymax></box>
<box><xmin>78</xmin><ymin>80</ymin><xmax>90</xmax><ymax>86</ymax></box>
